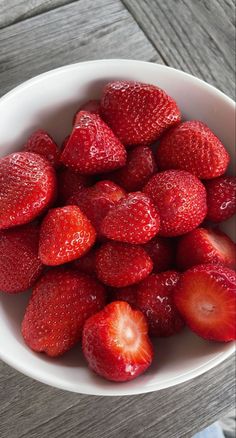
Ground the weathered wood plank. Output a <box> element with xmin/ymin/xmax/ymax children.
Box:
<box><xmin>0</xmin><ymin>356</ymin><xmax>234</xmax><ymax>438</ymax></box>
<box><xmin>0</xmin><ymin>0</ymin><xmax>74</xmax><ymax>29</ymax></box>
<box><xmin>0</xmin><ymin>0</ymin><xmax>159</xmax><ymax>97</ymax></box>
<box><xmin>122</xmin><ymin>0</ymin><xmax>235</xmax><ymax>97</ymax></box>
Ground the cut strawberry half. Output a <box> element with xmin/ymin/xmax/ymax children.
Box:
<box><xmin>174</xmin><ymin>264</ymin><xmax>236</xmax><ymax>342</ymax></box>
<box><xmin>82</xmin><ymin>301</ymin><xmax>153</xmax><ymax>382</ymax></box>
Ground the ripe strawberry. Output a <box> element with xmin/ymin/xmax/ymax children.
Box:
<box><xmin>0</xmin><ymin>152</ymin><xmax>56</xmax><ymax>230</ymax></box>
<box><xmin>82</xmin><ymin>301</ymin><xmax>153</xmax><ymax>382</ymax></box>
<box><xmin>100</xmin><ymin>192</ymin><xmax>160</xmax><ymax>244</ymax></box>
<box><xmin>107</xmin><ymin>145</ymin><xmax>157</xmax><ymax>192</ymax></box>
<box><xmin>57</xmin><ymin>167</ymin><xmax>92</xmax><ymax>204</ymax></box>
<box><xmin>156</xmin><ymin>121</ymin><xmax>230</xmax><ymax>179</ymax></box>
<box><xmin>23</xmin><ymin>129</ymin><xmax>60</xmax><ymax>168</ymax></box>
<box><xmin>96</xmin><ymin>241</ymin><xmax>153</xmax><ymax>287</ymax></box>
<box><xmin>137</xmin><ymin>271</ymin><xmax>184</xmax><ymax>337</ymax></box>
<box><xmin>39</xmin><ymin>206</ymin><xmax>96</xmax><ymax>266</ymax></box>
<box><xmin>144</xmin><ymin>170</ymin><xmax>207</xmax><ymax>236</ymax></box>
<box><xmin>73</xmin><ymin>100</ymin><xmax>100</xmax><ymax>125</ymax></box>
<box><xmin>73</xmin><ymin>246</ymin><xmax>97</xmax><ymax>277</ymax></box>
<box><xmin>109</xmin><ymin>285</ymin><xmax>138</xmax><ymax>308</ymax></box>
<box><xmin>67</xmin><ymin>180</ymin><xmax>125</xmax><ymax>238</ymax></box>
<box><xmin>100</xmin><ymin>81</ymin><xmax>181</xmax><ymax>146</ymax></box>
<box><xmin>177</xmin><ymin>227</ymin><xmax>236</xmax><ymax>270</ymax></box>
<box><xmin>22</xmin><ymin>268</ymin><xmax>106</xmax><ymax>357</ymax></box>
<box><xmin>61</xmin><ymin>111</ymin><xmax>127</xmax><ymax>174</ymax></box>
<box><xmin>0</xmin><ymin>223</ymin><xmax>43</xmax><ymax>294</ymax></box>
<box><xmin>174</xmin><ymin>264</ymin><xmax>236</xmax><ymax>342</ymax></box>
<box><xmin>143</xmin><ymin>236</ymin><xmax>176</xmax><ymax>273</ymax></box>
<box><xmin>205</xmin><ymin>176</ymin><xmax>236</xmax><ymax>222</ymax></box>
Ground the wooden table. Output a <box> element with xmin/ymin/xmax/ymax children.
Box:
<box><xmin>0</xmin><ymin>1</ymin><xmax>235</xmax><ymax>437</ymax></box>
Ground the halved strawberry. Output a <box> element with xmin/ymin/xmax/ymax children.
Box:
<box><xmin>174</xmin><ymin>264</ymin><xmax>236</xmax><ymax>342</ymax></box>
<box><xmin>82</xmin><ymin>301</ymin><xmax>153</xmax><ymax>382</ymax></box>
<box><xmin>143</xmin><ymin>236</ymin><xmax>176</xmax><ymax>273</ymax></box>
<box><xmin>101</xmin><ymin>192</ymin><xmax>160</xmax><ymax>244</ymax></box>
<box><xmin>73</xmin><ymin>100</ymin><xmax>100</xmax><ymax>125</ymax></box>
<box><xmin>57</xmin><ymin>167</ymin><xmax>92</xmax><ymax>204</ymax></box>
<box><xmin>177</xmin><ymin>228</ymin><xmax>236</xmax><ymax>270</ymax></box>
<box><xmin>205</xmin><ymin>176</ymin><xmax>236</xmax><ymax>223</ymax></box>
<box><xmin>39</xmin><ymin>205</ymin><xmax>96</xmax><ymax>266</ymax></box>
<box><xmin>109</xmin><ymin>285</ymin><xmax>138</xmax><ymax>308</ymax></box>
<box><xmin>24</xmin><ymin>129</ymin><xmax>60</xmax><ymax>168</ymax></box>
<box><xmin>96</xmin><ymin>241</ymin><xmax>153</xmax><ymax>287</ymax></box>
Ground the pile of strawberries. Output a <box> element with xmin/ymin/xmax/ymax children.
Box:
<box><xmin>0</xmin><ymin>81</ymin><xmax>235</xmax><ymax>383</ymax></box>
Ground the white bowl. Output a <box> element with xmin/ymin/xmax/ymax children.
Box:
<box><xmin>0</xmin><ymin>60</ymin><xmax>235</xmax><ymax>396</ymax></box>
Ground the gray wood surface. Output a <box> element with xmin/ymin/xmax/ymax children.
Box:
<box><xmin>0</xmin><ymin>1</ymin><xmax>235</xmax><ymax>437</ymax></box>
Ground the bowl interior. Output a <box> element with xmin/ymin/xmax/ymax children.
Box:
<box><xmin>0</xmin><ymin>60</ymin><xmax>235</xmax><ymax>395</ymax></box>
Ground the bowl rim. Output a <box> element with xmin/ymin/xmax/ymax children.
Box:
<box><xmin>0</xmin><ymin>59</ymin><xmax>235</xmax><ymax>395</ymax></box>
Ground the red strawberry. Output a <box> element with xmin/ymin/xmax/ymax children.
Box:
<box><xmin>61</xmin><ymin>135</ymin><xmax>70</xmax><ymax>152</ymax></box>
<box><xmin>96</xmin><ymin>242</ymin><xmax>153</xmax><ymax>287</ymax></box>
<box><xmin>22</xmin><ymin>268</ymin><xmax>106</xmax><ymax>357</ymax></box>
<box><xmin>100</xmin><ymin>81</ymin><xmax>181</xmax><ymax>146</ymax></box>
<box><xmin>101</xmin><ymin>192</ymin><xmax>160</xmax><ymax>244</ymax></box>
<box><xmin>109</xmin><ymin>285</ymin><xmax>138</xmax><ymax>308</ymax></box>
<box><xmin>0</xmin><ymin>223</ymin><xmax>43</xmax><ymax>294</ymax></box>
<box><xmin>39</xmin><ymin>206</ymin><xmax>96</xmax><ymax>266</ymax></box>
<box><xmin>143</xmin><ymin>236</ymin><xmax>176</xmax><ymax>273</ymax></box>
<box><xmin>174</xmin><ymin>264</ymin><xmax>236</xmax><ymax>342</ymax></box>
<box><xmin>73</xmin><ymin>100</ymin><xmax>100</xmax><ymax>125</ymax></box>
<box><xmin>61</xmin><ymin>111</ymin><xmax>127</xmax><ymax>174</ymax></box>
<box><xmin>0</xmin><ymin>152</ymin><xmax>56</xmax><ymax>230</ymax></box>
<box><xmin>177</xmin><ymin>227</ymin><xmax>236</xmax><ymax>270</ymax></box>
<box><xmin>67</xmin><ymin>180</ymin><xmax>125</xmax><ymax>238</ymax></box>
<box><xmin>137</xmin><ymin>271</ymin><xmax>184</xmax><ymax>337</ymax></box>
<box><xmin>144</xmin><ymin>170</ymin><xmax>207</xmax><ymax>236</ymax></box>
<box><xmin>82</xmin><ymin>301</ymin><xmax>153</xmax><ymax>382</ymax></box>
<box><xmin>205</xmin><ymin>176</ymin><xmax>236</xmax><ymax>222</ymax></box>
<box><xmin>156</xmin><ymin>121</ymin><xmax>230</xmax><ymax>179</ymax></box>
<box><xmin>57</xmin><ymin>167</ymin><xmax>92</xmax><ymax>204</ymax></box>
<box><xmin>23</xmin><ymin>129</ymin><xmax>60</xmax><ymax>168</ymax></box>
<box><xmin>73</xmin><ymin>246</ymin><xmax>97</xmax><ymax>277</ymax></box>
<box><xmin>108</xmin><ymin>145</ymin><xmax>157</xmax><ymax>191</ymax></box>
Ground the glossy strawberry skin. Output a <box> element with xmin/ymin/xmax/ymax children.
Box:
<box><xmin>24</xmin><ymin>129</ymin><xmax>60</xmax><ymax>168</ymax></box>
<box><xmin>143</xmin><ymin>236</ymin><xmax>176</xmax><ymax>273</ymax></box>
<box><xmin>137</xmin><ymin>271</ymin><xmax>184</xmax><ymax>337</ymax></box>
<box><xmin>61</xmin><ymin>111</ymin><xmax>127</xmax><ymax>174</ymax></box>
<box><xmin>73</xmin><ymin>100</ymin><xmax>100</xmax><ymax>125</ymax></box>
<box><xmin>96</xmin><ymin>241</ymin><xmax>153</xmax><ymax>287</ymax></box>
<box><xmin>22</xmin><ymin>268</ymin><xmax>106</xmax><ymax>357</ymax></box>
<box><xmin>109</xmin><ymin>285</ymin><xmax>138</xmax><ymax>308</ymax></box>
<box><xmin>0</xmin><ymin>223</ymin><xmax>44</xmax><ymax>294</ymax></box>
<box><xmin>82</xmin><ymin>301</ymin><xmax>153</xmax><ymax>382</ymax></box>
<box><xmin>57</xmin><ymin>167</ymin><xmax>92</xmax><ymax>204</ymax></box>
<box><xmin>107</xmin><ymin>145</ymin><xmax>157</xmax><ymax>192</ymax></box>
<box><xmin>156</xmin><ymin>121</ymin><xmax>230</xmax><ymax>179</ymax></box>
<box><xmin>144</xmin><ymin>170</ymin><xmax>207</xmax><ymax>237</ymax></box>
<box><xmin>101</xmin><ymin>81</ymin><xmax>181</xmax><ymax>146</ymax></box>
<box><xmin>67</xmin><ymin>180</ymin><xmax>125</xmax><ymax>238</ymax></box>
<box><xmin>0</xmin><ymin>152</ymin><xmax>56</xmax><ymax>230</ymax></box>
<box><xmin>174</xmin><ymin>264</ymin><xmax>236</xmax><ymax>342</ymax></box>
<box><xmin>177</xmin><ymin>227</ymin><xmax>236</xmax><ymax>271</ymax></box>
<box><xmin>205</xmin><ymin>176</ymin><xmax>236</xmax><ymax>222</ymax></box>
<box><xmin>101</xmin><ymin>192</ymin><xmax>160</xmax><ymax>244</ymax></box>
<box><xmin>39</xmin><ymin>206</ymin><xmax>96</xmax><ymax>266</ymax></box>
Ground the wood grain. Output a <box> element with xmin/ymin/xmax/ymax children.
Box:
<box><xmin>0</xmin><ymin>356</ymin><xmax>235</xmax><ymax>438</ymax></box>
<box><xmin>122</xmin><ymin>0</ymin><xmax>235</xmax><ymax>97</ymax></box>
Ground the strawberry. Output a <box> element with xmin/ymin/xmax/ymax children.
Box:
<box><xmin>96</xmin><ymin>241</ymin><xmax>153</xmax><ymax>287</ymax></box>
<box><xmin>22</xmin><ymin>268</ymin><xmax>106</xmax><ymax>357</ymax></box>
<box><xmin>137</xmin><ymin>271</ymin><xmax>184</xmax><ymax>337</ymax></box>
<box><xmin>61</xmin><ymin>111</ymin><xmax>127</xmax><ymax>174</ymax></box>
<box><xmin>0</xmin><ymin>152</ymin><xmax>56</xmax><ymax>230</ymax></box>
<box><xmin>100</xmin><ymin>192</ymin><xmax>160</xmax><ymax>244</ymax></box>
<box><xmin>143</xmin><ymin>170</ymin><xmax>207</xmax><ymax>236</ymax></box>
<box><xmin>156</xmin><ymin>121</ymin><xmax>230</xmax><ymax>179</ymax></box>
<box><xmin>39</xmin><ymin>205</ymin><xmax>96</xmax><ymax>266</ymax></box>
<box><xmin>107</xmin><ymin>145</ymin><xmax>157</xmax><ymax>192</ymax></box>
<box><xmin>0</xmin><ymin>223</ymin><xmax>43</xmax><ymax>294</ymax></box>
<box><xmin>109</xmin><ymin>285</ymin><xmax>138</xmax><ymax>308</ymax></box>
<box><xmin>61</xmin><ymin>135</ymin><xmax>70</xmax><ymax>152</ymax></box>
<box><xmin>177</xmin><ymin>227</ymin><xmax>236</xmax><ymax>270</ymax></box>
<box><xmin>143</xmin><ymin>236</ymin><xmax>176</xmax><ymax>273</ymax></box>
<box><xmin>205</xmin><ymin>176</ymin><xmax>236</xmax><ymax>222</ymax></box>
<box><xmin>174</xmin><ymin>264</ymin><xmax>236</xmax><ymax>342</ymax></box>
<box><xmin>82</xmin><ymin>301</ymin><xmax>153</xmax><ymax>382</ymax></box>
<box><xmin>67</xmin><ymin>180</ymin><xmax>125</xmax><ymax>238</ymax></box>
<box><xmin>73</xmin><ymin>246</ymin><xmax>97</xmax><ymax>277</ymax></box>
<box><xmin>57</xmin><ymin>167</ymin><xmax>92</xmax><ymax>204</ymax></box>
<box><xmin>100</xmin><ymin>81</ymin><xmax>181</xmax><ymax>146</ymax></box>
<box><xmin>23</xmin><ymin>129</ymin><xmax>60</xmax><ymax>168</ymax></box>
<box><xmin>73</xmin><ymin>100</ymin><xmax>100</xmax><ymax>125</ymax></box>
